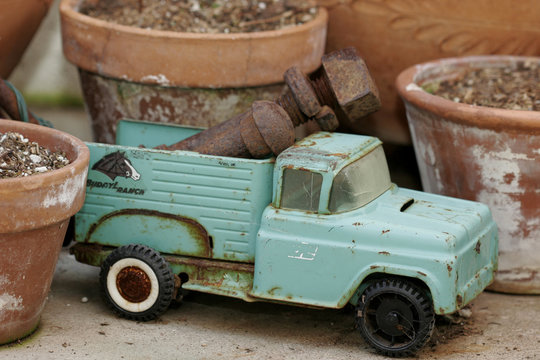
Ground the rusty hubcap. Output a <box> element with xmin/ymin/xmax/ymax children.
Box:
<box><xmin>116</xmin><ymin>266</ymin><xmax>152</xmax><ymax>303</ymax></box>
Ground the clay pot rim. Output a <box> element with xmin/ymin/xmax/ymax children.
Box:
<box><xmin>61</xmin><ymin>0</ymin><xmax>328</xmax><ymax>41</ymax></box>
<box><xmin>60</xmin><ymin>0</ymin><xmax>328</xmax><ymax>87</ymax></box>
<box><xmin>0</xmin><ymin>119</ymin><xmax>89</xmax><ymax>193</ymax></box>
<box><xmin>396</xmin><ymin>55</ymin><xmax>540</xmax><ymax>133</ymax></box>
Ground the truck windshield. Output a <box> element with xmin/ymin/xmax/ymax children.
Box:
<box><xmin>328</xmin><ymin>146</ymin><xmax>391</xmax><ymax>213</ymax></box>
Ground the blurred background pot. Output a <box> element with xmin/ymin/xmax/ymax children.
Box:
<box><xmin>0</xmin><ymin>119</ymin><xmax>89</xmax><ymax>344</ymax></box>
<box><xmin>0</xmin><ymin>0</ymin><xmax>54</xmax><ymax>78</ymax></box>
<box><xmin>320</xmin><ymin>0</ymin><xmax>540</xmax><ymax>144</ymax></box>
<box><xmin>396</xmin><ymin>55</ymin><xmax>540</xmax><ymax>294</ymax></box>
<box><xmin>60</xmin><ymin>0</ymin><xmax>328</xmax><ymax>143</ymax></box>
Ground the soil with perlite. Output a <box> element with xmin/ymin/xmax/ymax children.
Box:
<box><xmin>0</xmin><ymin>132</ymin><xmax>70</xmax><ymax>178</ymax></box>
<box><xmin>423</xmin><ymin>60</ymin><xmax>539</xmax><ymax>111</ymax></box>
<box><xmin>80</xmin><ymin>0</ymin><xmax>318</xmax><ymax>33</ymax></box>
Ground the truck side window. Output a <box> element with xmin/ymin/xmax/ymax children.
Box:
<box><xmin>280</xmin><ymin>169</ymin><xmax>322</xmax><ymax>212</ymax></box>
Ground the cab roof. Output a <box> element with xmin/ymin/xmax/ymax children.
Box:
<box><xmin>276</xmin><ymin>132</ymin><xmax>382</xmax><ymax>173</ymax></box>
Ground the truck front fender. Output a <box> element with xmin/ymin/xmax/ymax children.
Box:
<box><xmin>341</xmin><ymin>263</ymin><xmax>457</xmax><ymax>315</ymax></box>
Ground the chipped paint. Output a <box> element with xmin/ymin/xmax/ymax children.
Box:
<box><xmin>42</xmin><ymin>171</ymin><xmax>87</xmax><ymax>209</ymax></box>
<box><xmin>475</xmin><ymin>240</ymin><xmax>481</xmax><ymax>254</ymax></box>
<box><xmin>79</xmin><ymin>70</ymin><xmax>285</xmax><ymax>144</ymax></box>
<box><xmin>0</xmin><ymin>293</ymin><xmax>23</xmax><ymax>312</ymax></box>
<box><xmin>140</xmin><ymin>74</ymin><xmax>171</xmax><ymax>86</ymax></box>
<box><xmin>472</xmin><ymin>144</ymin><xmax>533</xmax><ymax>244</ymax></box>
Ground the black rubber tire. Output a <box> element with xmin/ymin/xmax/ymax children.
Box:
<box><xmin>100</xmin><ymin>244</ymin><xmax>175</xmax><ymax>321</ymax></box>
<box><xmin>356</xmin><ymin>278</ymin><xmax>435</xmax><ymax>357</ymax></box>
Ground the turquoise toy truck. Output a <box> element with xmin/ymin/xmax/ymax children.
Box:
<box><xmin>72</xmin><ymin>120</ymin><xmax>498</xmax><ymax>357</ymax></box>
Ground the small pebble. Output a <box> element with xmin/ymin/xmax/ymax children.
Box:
<box><xmin>29</xmin><ymin>154</ymin><xmax>42</xmax><ymax>164</ymax></box>
<box><xmin>81</xmin><ymin>297</ymin><xmax>89</xmax><ymax>303</ymax></box>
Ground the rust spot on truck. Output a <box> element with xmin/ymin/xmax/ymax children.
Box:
<box><xmin>378</xmin><ymin>251</ymin><xmax>390</xmax><ymax>256</ymax></box>
<box><xmin>85</xmin><ymin>209</ymin><xmax>212</xmax><ymax>257</ymax></box>
<box><xmin>417</xmin><ymin>271</ymin><xmax>427</xmax><ymax>277</ymax></box>
<box><xmin>456</xmin><ymin>294</ymin><xmax>463</xmax><ymax>307</ymax></box>
<box><xmin>381</xmin><ymin>229</ymin><xmax>390</xmax><ymax>235</ymax></box>
<box><xmin>475</xmin><ymin>240</ymin><xmax>481</xmax><ymax>254</ymax></box>
<box><xmin>370</xmin><ymin>265</ymin><xmax>379</xmax><ymax>270</ymax></box>
<box><xmin>438</xmin><ymin>307</ymin><xmax>445</xmax><ymax>314</ymax></box>
<box><xmin>268</xmin><ymin>286</ymin><xmax>282</xmax><ymax>296</ymax></box>
<box><xmin>447</xmin><ymin>264</ymin><xmax>453</xmax><ymax>275</ymax></box>
<box><xmin>70</xmin><ymin>243</ymin><xmax>113</xmax><ymax>266</ymax></box>
<box><xmin>327</xmin><ymin>153</ymin><xmax>348</xmax><ymax>158</ymax></box>
<box><xmin>165</xmin><ymin>255</ymin><xmax>255</xmax><ymax>297</ymax></box>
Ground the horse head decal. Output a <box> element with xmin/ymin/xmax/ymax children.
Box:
<box><xmin>92</xmin><ymin>151</ymin><xmax>141</xmax><ymax>181</ymax></box>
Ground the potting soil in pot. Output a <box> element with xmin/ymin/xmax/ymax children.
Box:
<box><xmin>0</xmin><ymin>132</ymin><xmax>70</xmax><ymax>178</ymax></box>
<box><xmin>422</xmin><ymin>60</ymin><xmax>539</xmax><ymax>111</ymax></box>
<box><xmin>80</xmin><ymin>0</ymin><xmax>318</xmax><ymax>33</ymax></box>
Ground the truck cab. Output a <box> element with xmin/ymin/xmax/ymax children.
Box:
<box><xmin>252</xmin><ymin>132</ymin><xmax>497</xmax><ymax>314</ymax></box>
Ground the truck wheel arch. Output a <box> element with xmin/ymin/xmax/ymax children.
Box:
<box><xmin>83</xmin><ymin>209</ymin><xmax>212</xmax><ymax>258</ymax></box>
<box><xmin>347</xmin><ymin>270</ymin><xmax>435</xmax><ymax>309</ymax></box>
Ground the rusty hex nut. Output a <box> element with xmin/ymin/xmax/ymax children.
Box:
<box><xmin>314</xmin><ymin>106</ymin><xmax>339</xmax><ymax>131</ymax></box>
<box><xmin>284</xmin><ymin>66</ymin><xmax>321</xmax><ymax>118</ymax></box>
<box><xmin>319</xmin><ymin>47</ymin><xmax>381</xmax><ymax>122</ymax></box>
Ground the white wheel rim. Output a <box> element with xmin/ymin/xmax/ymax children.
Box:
<box><xmin>107</xmin><ymin>258</ymin><xmax>160</xmax><ymax>313</ymax></box>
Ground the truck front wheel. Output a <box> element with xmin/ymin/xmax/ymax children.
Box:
<box><xmin>356</xmin><ymin>278</ymin><xmax>435</xmax><ymax>357</ymax></box>
<box><xmin>100</xmin><ymin>244</ymin><xmax>175</xmax><ymax>321</ymax></box>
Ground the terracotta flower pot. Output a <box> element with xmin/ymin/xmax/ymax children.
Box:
<box><xmin>396</xmin><ymin>55</ymin><xmax>540</xmax><ymax>294</ymax></box>
<box><xmin>320</xmin><ymin>0</ymin><xmax>540</xmax><ymax>144</ymax></box>
<box><xmin>60</xmin><ymin>0</ymin><xmax>328</xmax><ymax>143</ymax></box>
<box><xmin>0</xmin><ymin>0</ymin><xmax>54</xmax><ymax>78</ymax></box>
<box><xmin>0</xmin><ymin>119</ymin><xmax>89</xmax><ymax>344</ymax></box>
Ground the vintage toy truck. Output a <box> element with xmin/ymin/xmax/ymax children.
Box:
<box><xmin>72</xmin><ymin>120</ymin><xmax>498</xmax><ymax>357</ymax></box>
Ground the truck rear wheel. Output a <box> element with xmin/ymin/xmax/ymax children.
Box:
<box><xmin>100</xmin><ymin>244</ymin><xmax>175</xmax><ymax>321</ymax></box>
<box><xmin>356</xmin><ymin>278</ymin><xmax>434</xmax><ymax>357</ymax></box>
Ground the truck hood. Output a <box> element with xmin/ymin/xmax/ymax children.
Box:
<box><xmin>369</xmin><ymin>187</ymin><xmax>493</xmax><ymax>246</ymax></box>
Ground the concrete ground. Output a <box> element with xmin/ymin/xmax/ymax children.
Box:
<box><xmin>1</xmin><ymin>249</ymin><xmax>538</xmax><ymax>360</ymax></box>
<box><xmin>1</xmin><ymin>107</ymin><xmax>538</xmax><ymax>359</ymax></box>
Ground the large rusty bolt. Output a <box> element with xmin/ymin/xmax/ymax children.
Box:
<box><xmin>159</xmin><ymin>101</ymin><xmax>294</xmax><ymax>159</ymax></box>
<box><xmin>277</xmin><ymin>47</ymin><xmax>381</xmax><ymax>130</ymax></box>
<box><xmin>158</xmin><ymin>47</ymin><xmax>380</xmax><ymax>157</ymax></box>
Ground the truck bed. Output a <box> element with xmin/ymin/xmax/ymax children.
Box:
<box><xmin>75</xmin><ymin>120</ymin><xmax>275</xmax><ymax>263</ymax></box>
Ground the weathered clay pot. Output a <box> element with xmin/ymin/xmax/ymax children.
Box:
<box><xmin>0</xmin><ymin>0</ymin><xmax>54</xmax><ymax>78</ymax></box>
<box><xmin>0</xmin><ymin>119</ymin><xmax>89</xmax><ymax>344</ymax></box>
<box><xmin>320</xmin><ymin>0</ymin><xmax>540</xmax><ymax>144</ymax></box>
<box><xmin>60</xmin><ymin>0</ymin><xmax>328</xmax><ymax>143</ymax></box>
<box><xmin>396</xmin><ymin>55</ymin><xmax>540</xmax><ymax>294</ymax></box>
